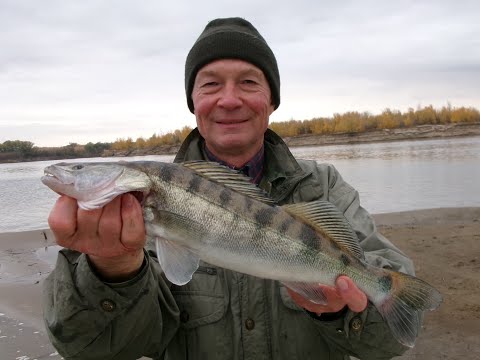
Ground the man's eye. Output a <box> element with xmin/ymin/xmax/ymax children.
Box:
<box><xmin>202</xmin><ymin>82</ymin><xmax>219</xmax><ymax>87</ymax></box>
<box><xmin>242</xmin><ymin>79</ymin><xmax>257</xmax><ymax>84</ymax></box>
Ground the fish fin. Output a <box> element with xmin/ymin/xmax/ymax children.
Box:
<box><xmin>282</xmin><ymin>281</ymin><xmax>328</xmax><ymax>305</ymax></box>
<box><xmin>144</xmin><ymin>207</ymin><xmax>204</xmax><ymax>285</ymax></box>
<box><xmin>282</xmin><ymin>200</ymin><xmax>364</xmax><ymax>259</ymax></box>
<box><xmin>373</xmin><ymin>269</ymin><xmax>443</xmax><ymax>347</ymax></box>
<box><xmin>182</xmin><ymin>161</ymin><xmax>275</xmax><ymax>205</ymax></box>
<box><xmin>155</xmin><ymin>237</ymin><xmax>200</xmax><ymax>285</ymax></box>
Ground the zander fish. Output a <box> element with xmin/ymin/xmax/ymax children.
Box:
<box><xmin>41</xmin><ymin>160</ymin><xmax>442</xmax><ymax>347</ymax></box>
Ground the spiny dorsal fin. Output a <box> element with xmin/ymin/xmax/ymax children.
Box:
<box><xmin>282</xmin><ymin>200</ymin><xmax>365</xmax><ymax>259</ymax></box>
<box><xmin>182</xmin><ymin>161</ymin><xmax>275</xmax><ymax>205</ymax></box>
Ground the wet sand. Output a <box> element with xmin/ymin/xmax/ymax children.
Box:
<box><xmin>0</xmin><ymin>208</ymin><xmax>479</xmax><ymax>359</ymax></box>
<box><xmin>374</xmin><ymin>207</ymin><xmax>480</xmax><ymax>360</ymax></box>
<box><xmin>0</xmin><ymin>229</ymin><xmax>62</xmax><ymax>359</ymax></box>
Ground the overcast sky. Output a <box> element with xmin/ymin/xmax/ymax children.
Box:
<box><xmin>1</xmin><ymin>0</ymin><xmax>479</xmax><ymax>147</ymax></box>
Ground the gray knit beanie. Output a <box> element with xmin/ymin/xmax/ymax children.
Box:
<box><xmin>185</xmin><ymin>17</ymin><xmax>280</xmax><ymax>113</ymax></box>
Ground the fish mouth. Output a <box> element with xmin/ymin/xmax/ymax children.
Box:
<box><xmin>42</xmin><ymin>168</ymin><xmax>74</xmax><ymax>185</ymax></box>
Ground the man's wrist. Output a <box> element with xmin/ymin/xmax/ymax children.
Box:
<box><xmin>88</xmin><ymin>249</ymin><xmax>145</xmax><ymax>282</ymax></box>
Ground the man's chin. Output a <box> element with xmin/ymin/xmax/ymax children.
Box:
<box><xmin>209</xmin><ymin>137</ymin><xmax>254</xmax><ymax>154</ymax></box>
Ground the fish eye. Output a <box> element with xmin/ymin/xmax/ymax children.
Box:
<box><xmin>72</xmin><ymin>164</ymin><xmax>84</xmax><ymax>170</ymax></box>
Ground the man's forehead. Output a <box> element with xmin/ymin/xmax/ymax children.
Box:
<box><xmin>197</xmin><ymin>59</ymin><xmax>265</xmax><ymax>77</ymax></box>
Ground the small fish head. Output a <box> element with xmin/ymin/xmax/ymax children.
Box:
<box><xmin>42</xmin><ymin>162</ymin><xmax>152</xmax><ymax>210</ymax></box>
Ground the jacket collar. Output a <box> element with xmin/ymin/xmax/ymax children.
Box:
<box><xmin>174</xmin><ymin>128</ymin><xmax>311</xmax><ymax>202</ymax></box>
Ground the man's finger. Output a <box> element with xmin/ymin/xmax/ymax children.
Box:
<box><xmin>336</xmin><ymin>276</ymin><xmax>368</xmax><ymax>312</ymax></box>
<box><xmin>98</xmin><ymin>196</ymin><xmax>122</xmax><ymax>241</ymax></box>
<box><xmin>76</xmin><ymin>206</ymin><xmax>103</xmax><ymax>239</ymax></box>
<box><xmin>120</xmin><ymin>193</ymin><xmax>146</xmax><ymax>250</ymax></box>
<box><xmin>48</xmin><ymin>196</ymin><xmax>78</xmax><ymax>243</ymax></box>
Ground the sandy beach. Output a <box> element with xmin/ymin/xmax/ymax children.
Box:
<box><xmin>0</xmin><ymin>207</ymin><xmax>479</xmax><ymax>359</ymax></box>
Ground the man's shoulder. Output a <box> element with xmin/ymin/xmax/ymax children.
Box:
<box><xmin>294</xmin><ymin>159</ymin><xmax>356</xmax><ymax>203</ymax></box>
<box><xmin>283</xmin><ymin>159</ymin><xmax>338</xmax><ymax>203</ymax></box>
<box><xmin>296</xmin><ymin>159</ymin><xmax>339</xmax><ymax>179</ymax></box>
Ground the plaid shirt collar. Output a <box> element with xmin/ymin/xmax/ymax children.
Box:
<box><xmin>204</xmin><ymin>144</ymin><xmax>265</xmax><ymax>185</ymax></box>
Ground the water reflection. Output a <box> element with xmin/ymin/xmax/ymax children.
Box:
<box><xmin>292</xmin><ymin>137</ymin><xmax>480</xmax><ymax>161</ymax></box>
<box><xmin>35</xmin><ymin>245</ymin><xmax>62</xmax><ymax>266</ymax></box>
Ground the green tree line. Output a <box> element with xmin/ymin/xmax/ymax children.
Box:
<box><xmin>0</xmin><ymin>141</ymin><xmax>111</xmax><ymax>162</ymax></box>
<box><xmin>1</xmin><ymin>105</ymin><xmax>479</xmax><ymax>162</ymax></box>
<box><xmin>0</xmin><ymin>140</ymin><xmax>35</xmax><ymax>155</ymax></box>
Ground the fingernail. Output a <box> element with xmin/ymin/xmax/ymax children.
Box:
<box><xmin>337</xmin><ymin>278</ymin><xmax>348</xmax><ymax>291</ymax></box>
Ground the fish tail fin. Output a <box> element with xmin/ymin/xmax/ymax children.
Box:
<box><xmin>372</xmin><ymin>269</ymin><xmax>443</xmax><ymax>348</ymax></box>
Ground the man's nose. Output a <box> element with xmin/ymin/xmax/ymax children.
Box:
<box><xmin>217</xmin><ymin>83</ymin><xmax>242</xmax><ymax>109</ymax></box>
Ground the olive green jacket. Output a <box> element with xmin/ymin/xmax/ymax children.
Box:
<box><xmin>43</xmin><ymin>129</ymin><xmax>415</xmax><ymax>360</ymax></box>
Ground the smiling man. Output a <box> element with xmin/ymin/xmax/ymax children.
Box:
<box><xmin>192</xmin><ymin>59</ymin><xmax>273</xmax><ymax>166</ymax></box>
<box><xmin>44</xmin><ymin>18</ymin><xmax>417</xmax><ymax>359</ymax></box>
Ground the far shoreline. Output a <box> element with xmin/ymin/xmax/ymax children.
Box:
<box><xmin>1</xmin><ymin>122</ymin><xmax>480</xmax><ymax>163</ymax></box>
<box><xmin>282</xmin><ymin>122</ymin><xmax>480</xmax><ymax>148</ymax></box>
<box><xmin>101</xmin><ymin>122</ymin><xmax>480</xmax><ymax>158</ymax></box>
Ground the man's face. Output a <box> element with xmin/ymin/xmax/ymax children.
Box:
<box><xmin>191</xmin><ymin>59</ymin><xmax>274</xmax><ymax>160</ymax></box>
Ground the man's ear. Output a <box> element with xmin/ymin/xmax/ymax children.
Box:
<box><xmin>268</xmin><ymin>101</ymin><xmax>275</xmax><ymax>116</ymax></box>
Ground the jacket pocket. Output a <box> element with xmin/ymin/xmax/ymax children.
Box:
<box><xmin>170</xmin><ymin>263</ymin><xmax>228</xmax><ymax>329</ymax></box>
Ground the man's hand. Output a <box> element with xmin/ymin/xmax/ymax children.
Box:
<box><xmin>48</xmin><ymin>193</ymin><xmax>146</xmax><ymax>281</ymax></box>
<box><xmin>287</xmin><ymin>276</ymin><xmax>368</xmax><ymax>315</ymax></box>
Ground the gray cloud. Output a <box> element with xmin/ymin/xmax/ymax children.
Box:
<box><xmin>1</xmin><ymin>0</ymin><xmax>479</xmax><ymax>146</ymax></box>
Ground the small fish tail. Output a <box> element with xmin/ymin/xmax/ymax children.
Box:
<box><xmin>372</xmin><ymin>269</ymin><xmax>442</xmax><ymax>348</ymax></box>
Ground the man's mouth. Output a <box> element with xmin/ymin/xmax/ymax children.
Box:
<box><xmin>216</xmin><ymin>119</ymin><xmax>248</xmax><ymax>125</ymax></box>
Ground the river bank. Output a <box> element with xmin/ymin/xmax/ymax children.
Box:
<box><xmin>282</xmin><ymin>122</ymin><xmax>480</xmax><ymax>148</ymax></box>
<box><xmin>2</xmin><ymin>122</ymin><xmax>479</xmax><ymax>163</ymax></box>
<box><xmin>104</xmin><ymin>122</ymin><xmax>480</xmax><ymax>157</ymax></box>
<box><xmin>1</xmin><ymin>207</ymin><xmax>479</xmax><ymax>359</ymax></box>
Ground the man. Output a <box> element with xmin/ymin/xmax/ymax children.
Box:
<box><xmin>44</xmin><ymin>18</ymin><xmax>416</xmax><ymax>359</ymax></box>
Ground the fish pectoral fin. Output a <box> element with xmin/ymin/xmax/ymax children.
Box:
<box><xmin>282</xmin><ymin>200</ymin><xmax>365</xmax><ymax>260</ymax></box>
<box><xmin>155</xmin><ymin>237</ymin><xmax>200</xmax><ymax>286</ymax></box>
<box><xmin>145</xmin><ymin>208</ymin><xmax>204</xmax><ymax>285</ymax></box>
<box><xmin>282</xmin><ymin>281</ymin><xmax>328</xmax><ymax>305</ymax></box>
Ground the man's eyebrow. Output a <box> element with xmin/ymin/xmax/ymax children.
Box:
<box><xmin>239</xmin><ymin>68</ymin><xmax>264</xmax><ymax>78</ymax></box>
<box><xmin>196</xmin><ymin>70</ymin><xmax>217</xmax><ymax>77</ymax></box>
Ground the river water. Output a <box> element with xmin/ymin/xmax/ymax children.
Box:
<box><xmin>1</xmin><ymin>136</ymin><xmax>479</xmax><ymax>233</ymax></box>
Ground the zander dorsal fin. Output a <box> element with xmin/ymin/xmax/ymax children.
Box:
<box><xmin>282</xmin><ymin>200</ymin><xmax>365</xmax><ymax>259</ymax></box>
<box><xmin>182</xmin><ymin>161</ymin><xmax>275</xmax><ymax>205</ymax></box>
